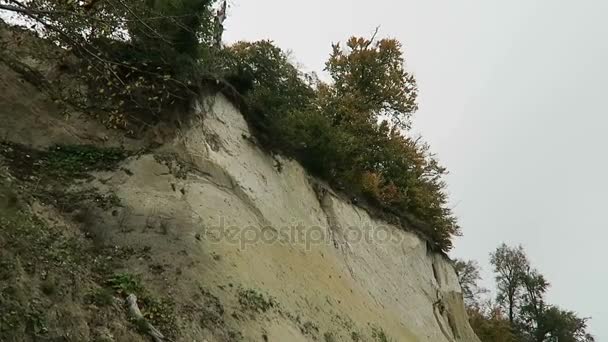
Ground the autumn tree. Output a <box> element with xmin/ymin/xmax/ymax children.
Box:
<box><xmin>321</xmin><ymin>36</ymin><xmax>458</xmax><ymax>249</ymax></box>
<box><xmin>322</xmin><ymin>36</ymin><xmax>418</xmax><ymax>130</ymax></box>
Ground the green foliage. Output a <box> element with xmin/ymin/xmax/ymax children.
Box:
<box><xmin>87</xmin><ymin>287</ymin><xmax>116</xmax><ymax>307</ymax></box>
<box><xmin>40</xmin><ymin>280</ymin><xmax>57</xmax><ymax>296</ymax></box>
<box><xmin>324</xmin><ymin>37</ymin><xmax>418</xmax><ymax>130</ymax></box>
<box><xmin>221</xmin><ymin>40</ymin><xmax>316</xmax><ymax>141</ymax></box>
<box><xmin>237</xmin><ymin>288</ymin><xmax>276</xmax><ymax>313</ymax></box>
<box><xmin>0</xmin><ymin>177</ymin><xmax>92</xmax><ymax>340</ymax></box>
<box><xmin>43</xmin><ymin>145</ymin><xmax>127</xmax><ymax>178</ymax></box>
<box><xmin>0</xmin><ymin>142</ymin><xmax>127</xmax><ymax>181</ymax></box>
<box><xmin>107</xmin><ymin>273</ymin><xmax>144</xmax><ymax>296</ymax></box>
<box><xmin>490</xmin><ymin>243</ymin><xmax>529</xmax><ymax>323</ymax></box>
<box><xmin>223</xmin><ymin>37</ymin><xmax>458</xmax><ymax>250</ymax></box>
<box><xmin>0</xmin><ymin>171</ymin><xmax>178</xmax><ymax>340</ymax></box>
<box><xmin>140</xmin><ymin>295</ymin><xmax>179</xmax><ymax>338</ymax></box>
<box><xmin>133</xmin><ymin>0</ymin><xmax>216</xmax><ymax>58</ymax></box>
<box><xmin>537</xmin><ymin>307</ymin><xmax>595</xmax><ymax>342</ymax></box>
<box><xmin>105</xmin><ymin>272</ymin><xmax>178</xmax><ymax>338</ymax></box>
<box><xmin>1</xmin><ymin>142</ymin><xmax>126</xmax><ymax>214</ymax></box>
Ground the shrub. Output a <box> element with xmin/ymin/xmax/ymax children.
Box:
<box><xmin>107</xmin><ymin>273</ymin><xmax>144</xmax><ymax>296</ymax></box>
<box><xmin>237</xmin><ymin>288</ymin><xmax>276</xmax><ymax>313</ymax></box>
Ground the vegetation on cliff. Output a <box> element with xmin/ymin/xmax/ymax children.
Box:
<box><xmin>222</xmin><ymin>38</ymin><xmax>458</xmax><ymax>250</ymax></box>
<box><xmin>0</xmin><ymin>0</ymin><xmax>456</xmax><ymax>249</ymax></box>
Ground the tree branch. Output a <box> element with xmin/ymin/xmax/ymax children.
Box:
<box><xmin>0</xmin><ymin>3</ymin><xmax>51</xmax><ymax>16</ymax></box>
<box><xmin>363</xmin><ymin>26</ymin><xmax>380</xmax><ymax>49</ymax></box>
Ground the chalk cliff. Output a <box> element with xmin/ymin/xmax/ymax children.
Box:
<box><xmin>0</xmin><ymin>21</ymin><xmax>479</xmax><ymax>342</ymax></box>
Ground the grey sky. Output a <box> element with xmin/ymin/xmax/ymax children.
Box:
<box><xmin>225</xmin><ymin>0</ymin><xmax>608</xmax><ymax>339</ymax></box>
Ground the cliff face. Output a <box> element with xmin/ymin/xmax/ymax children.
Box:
<box><xmin>99</xmin><ymin>93</ymin><xmax>480</xmax><ymax>341</ymax></box>
<box><xmin>0</xmin><ymin>23</ymin><xmax>479</xmax><ymax>342</ymax></box>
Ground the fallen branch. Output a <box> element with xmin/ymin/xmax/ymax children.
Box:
<box><xmin>126</xmin><ymin>293</ymin><xmax>171</xmax><ymax>342</ymax></box>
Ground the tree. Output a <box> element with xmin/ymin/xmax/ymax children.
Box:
<box><xmin>518</xmin><ymin>269</ymin><xmax>550</xmax><ymax>341</ymax></box>
<box><xmin>323</xmin><ymin>36</ymin><xmax>418</xmax><ymax>130</ymax></box>
<box><xmin>517</xmin><ymin>269</ymin><xmax>594</xmax><ymax>342</ymax></box>
<box><xmin>490</xmin><ymin>244</ymin><xmax>529</xmax><ymax>324</ymax></box>
<box><xmin>454</xmin><ymin>258</ymin><xmax>517</xmax><ymax>342</ymax></box>
<box><xmin>451</xmin><ymin>258</ymin><xmax>518</xmax><ymax>342</ymax></box>
<box><xmin>320</xmin><ymin>36</ymin><xmax>459</xmax><ymax>249</ymax></box>
<box><xmin>453</xmin><ymin>259</ymin><xmax>488</xmax><ymax>307</ymax></box>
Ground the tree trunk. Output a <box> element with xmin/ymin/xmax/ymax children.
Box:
<box><xmin>508</xmin><ymin>292</ymin><xmax>514</xmax><ymax>323</ymax></box>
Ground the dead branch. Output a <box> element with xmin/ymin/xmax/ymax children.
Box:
<box><xmin>126</xmin><ymin>293</ymin><xmax>172</xmax><ymax>342</ymax></box>
<box><xmin>364</xmin><ymin>26</ymin><xmax>380</xmax><ymax>48</ymax></box>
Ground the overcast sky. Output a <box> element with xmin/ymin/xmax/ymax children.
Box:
<box><xmin>225</xmin><ymin>0</ymin><xmax>607</xmax><ymax>339</ymax></box>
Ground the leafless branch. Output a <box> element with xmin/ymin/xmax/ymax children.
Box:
<box><xmin>364</xmin><ymin>26</ymin><xmax>380</xmax><ymax>48</ymax></box>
